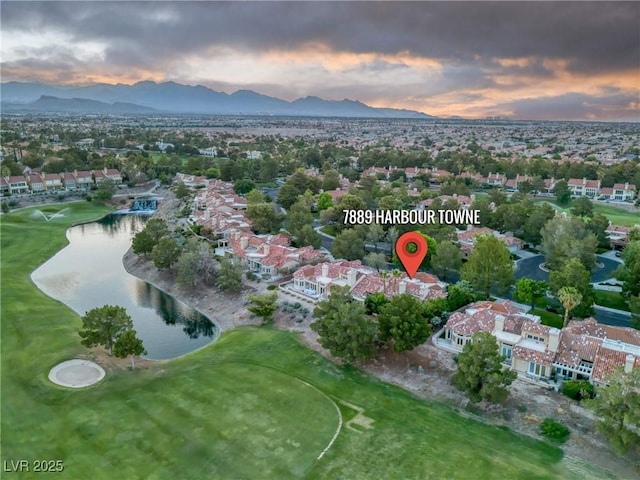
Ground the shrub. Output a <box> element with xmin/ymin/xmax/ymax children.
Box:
<box><xmin>562</xmin><ymin>380</ymin><xmax>595</xmax><ymax>401</ymax></box>
<box><xmin>245</xmin><ymin>271</ymin><xmax>258</xmax><ymax>281</ymax></box>
<box><xmin>293</xmin><ymin>302</ymin><xmax>302</xmax><ymax>309</ymax></box>
<box><xmin>539</xmin><ymin>418</ymin><xmax>570</xmax><ymax>443</ymax></box>
<box><xmin>517</xmin><ymin>404</ymin><xmax>527</xmax><ymax>413</ymax></box>
<box><xmin>267</xmin><ymin>285</ymin><xmax>278</xmax><ymax>290</ymax></box>
<box><xmin>85</xmin><ymin>195</ymin><xmax>92</xmax><ymax>202</ymax></box>
<box><xmin>1</xmin><ymin>202</ymin><xmax>8</xmax><ymax>214</ymax></box>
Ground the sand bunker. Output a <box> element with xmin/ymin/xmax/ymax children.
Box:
<box><xmin>48</xmin><ymin>359</ymin><xmax>105</xmax><ymax>388</ymax></box>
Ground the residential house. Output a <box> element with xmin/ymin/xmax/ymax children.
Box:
<box><xmin>73</xmin><ymin>170</ymin><xmax>94</xmax><ymax>190</ymax></box>
<box><xmin>28</xmin><ymin>173</ymin><xmax>46</xmax><ymax>193</ymax></box>
<box><xmin>104</xmin><ymin>168</ymin><xmax>123</xmax><ymax>184</ymax></box>
<box><xmin>42</xmin><ymin>173</ymin><xmax>63</xmax><ymax>192</ymax></box>
<box><xmin>61</xmin><ymin>172</ymin><xmax>76</xmax><ymax>191</ymax></box>
<box><xmin>504</xmin><ymin>174</ymin><xmax>533</xmax><ymax>191</ymax></box>
<box><xmin>417</xmin><ymin>194</ymin><xmax>475</xmax><ymax>210</ymax></box>
<box><xmin>199</xmin><ymin>147</ymin><xmax>218</xmax><ymax>157</ymax></box>
<box><xmin>289</xmin><ymin>260</ymin><xmax>446</xmax><ymax>303</ymax></box>
<box><xmin>437</xmin><ymin>302</ymin><xmax>640</xmax><ymax>386</ymax></box>
<box><xmin>599</xmin><ymin>183</ymin><xmax>637</xmax><ymax>202</ymax></box>
<box><xmin>456</xmin><ymin>227</ymin><xmax>523</xmax><ymax>256</ymax></box>
<box><xmin>93</xmin><ymin>169</ymin><xmax>107</xmax><ymax>185</ymax></box>
<box><xmin>218</xmin><ymin>230</ymin><xmax>325</xmax><ymax>277</ymax></box>
<box><xmin>567</xmin><ymin>178</ymin><xmax>600</xmax><ymax>198</ymax></box>
<box><xmin>485</xmin><ymin>172</ymin><xmax>507</xmax><ymax>187</ymax></box>
<box><xmin>7</xmin><ymin>176</ymin><xmax>29</xmax><ymax>194</ymax></box>
<box><xmin>0</xmin><ymin>177</ymin><xmax>9</xmax><ymax>196</ymax></box>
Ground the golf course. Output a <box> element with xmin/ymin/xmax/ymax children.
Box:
<box><xmin>0</xmin><ymin>202</ymin><xmax>608</xmax><ymax>479</ymax></box>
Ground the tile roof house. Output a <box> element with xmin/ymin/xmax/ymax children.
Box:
<box><xmin>599</xmin><ymin>182</ymin><xmax>637</xmax><ymax>202</ymax></box>
<box><xmin>288</xmin><ymin>260</ymin><xmax>446</xmax><ymax>303</ymax></box>
<box><xmin>417</xmin><ymin>194</ymin><xmax>475</xmax><ymax>210</ymax></box>
<box><xmin>437</xmin><ymin>303</ymin><xmax>639</xmax><ymax>387</ymax></box>
<box><xmin>6</xmin><ymin>176</ymin><xmax>29</xmax><ymax>194</ymax></box>
<box><xmin>567</xmin><ymin>178</ymin><xmax>601</xmax><ymax>198</ymax></box>
<box><xmin>217</xmin><ymin>229</ymin><xmax>325</xmax><ymax>277</ymax></box>
<box><xmin>28</xmin><ymin>173</ymin><xmax>46</xmax><ymax>193</ymax></box>
<box><xmin>456</xmin><ymin>227</ymin><xmax>523</xmax><ymax>255</ymax></box>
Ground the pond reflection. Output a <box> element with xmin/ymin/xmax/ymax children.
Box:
<box><xmin>31</xmin><ymin>214</ymin><xmax>217</xmax><ymax>360</ymax></box>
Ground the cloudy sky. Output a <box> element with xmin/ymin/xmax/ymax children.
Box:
<box><xmin>2</xmin><ymin>1</ymin><xmax>639</xmax><ymax>121</ymax></box>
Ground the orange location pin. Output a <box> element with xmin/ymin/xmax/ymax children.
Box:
<box><xmin>396</xmin><ymin>231</ymin><xmax>428</xmax><ymax>279</ymax></box>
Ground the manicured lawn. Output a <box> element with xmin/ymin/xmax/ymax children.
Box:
<box><xmin>535</xmin><ymin>199</ymin><xmax>640</xmax><ymax>226</ymax></box>
<box><xmin>532</xmin><ymin>307</ymin><xmax>564</xmax><ymax>329</ymax></box>
<box><xmin>1</xmin><ymin>203</ymin><xmax>603</xmax><ymax>479</ymax></box>
<box><xmin>594</xmin><ymin>290</ymin><xmax>630</xmax><ymax>311</ymax></box>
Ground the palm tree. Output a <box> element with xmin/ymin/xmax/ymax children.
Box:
<box><xmin>558</xmin><ymin>286</ymin><xmax>582</xmax><ymax>328</ymax></box>
<box><xmin>380</xmin><ymin>270</ymin><xmax>390</xmax><ymax>296</ymax></box>
<box><xmin>391</xmin><ymin>269</ymin><xmax>403</xmax><ymax>294</ymax></box>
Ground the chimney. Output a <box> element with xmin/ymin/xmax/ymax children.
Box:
<box><xmin>625</xmin><ymin>354</ymin><xmax>635</xmax><ymax>374</ymax></box>
<box><xmin>399</xmin><ymin>280</ymin><xmax>406</xmax><ymax>295</ymax></box>
<box><xmin>494</xmin><ymin>314</ymin><xmax>505</xmax><ymax>333</ymax></box>
<box><xmin>346</xmin><ymin>269</ymin><xmax>357</xmax><ymax>286</ymax></box>
<box><xmin>240</xmin><ymin>237</ymin><xmax>248</xmax><ymax>249</ymax></box>
<box><xmin>548</xmin><ymin>328</ymin><xmax>560</xmax><ymax>352</ymax></box>
<box><xmin>322</xmin><ymin>264</ymin><xmax>329</xmax><ymax>277</ymax></box>
<box><xmin>471</xmin><ymin>194</ymin><xmax>476</xmax><ymax>202</ymax></box>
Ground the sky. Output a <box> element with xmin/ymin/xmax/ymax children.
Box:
<box><xmin>2</xmin><ymin>1</ymin><xmax>639</xmax><ymax>121</ymax></box>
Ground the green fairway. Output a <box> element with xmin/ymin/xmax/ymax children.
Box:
<box><xmin>1</xmin><ymin>203</ymin><xmax>605</xmax><ymax>479</ymax></box>
<box><xmin>535</xmin><ymin>199</ymin><xmax>639</xmax><ymax>227</ymax></box>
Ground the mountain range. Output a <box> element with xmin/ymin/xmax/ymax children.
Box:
<box><xmin>0</xmin><ymin>81</ymin><xmax>433</xmax><ymax>118</ymax></box>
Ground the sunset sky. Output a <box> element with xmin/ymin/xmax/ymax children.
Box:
<box><xmin>2</xmin><ymin>1</ymin><xmax>639</xmax><ymax>121</ymax></box>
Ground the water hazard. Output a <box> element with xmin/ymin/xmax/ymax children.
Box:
<box><xmin>31</xmin><ymin>214</ymin><xmax>216</xmax><ymax>359</ymax></box>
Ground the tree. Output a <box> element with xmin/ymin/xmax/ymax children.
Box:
<box><xmin>95</xmin><ymin>178</ymin><xmax>117</xmax><ymax>200</ymax></box>
<box><xmin>365</xmin><ymin>252</ymin><xmax>387</xmax><ymax>272</ymax></box>
<box><xmin>152</xmin><ymin>237</ymin><xmax>180</xmax><ymax>269</ymax></box>
<box><xmin>518</xmin><ymin>180</ymin><xmax>533</xmax><ymax>195</ymax></box>
<box><xmin>378</xmin><ymin>294</ymin><xmax>431</xmax><ymax>352</ymax></box>
<box><xmin>452</xmin><ymin>331</ymin><xmax>517</xmax><ymax>403</ymax></box>
<box><xmin>176</xmin><ymin>249</ymin><xmax>200</xmax><ymax>288</ymax></box>
<box><xmin>431</xmin><ymin>241</ymin><xmax>462</xmax><ymax>280</ymax></box>
<box><xmin>332</xmin><ymin>228</ymin><xmax>366</xmax><ymax>260</ymax></box>
<box><xmin>549</xmin><ymin>258</ymin><xmax>595</xmax><ymax>318</ymax></box>
<box><xmin>392</xmin><ymin>232</ymin><xmax>437</xmax><ymax>270</ymax></box>
<box><xmin>144</xmin><ymin>218</ymin><xmax>170</xmax><ymax>244</ymax></box>
<box><xmin>589</xmin><ymin>367</ymin><xmax>640</xmax><ymax>455</ymax></box>
<box><xmin>311</xmin><ymin>300</ymin><xmax>378</xmax><ymax>363</ymax></box>
<box><xmin>615</xmin><ymin>240</ymin><xmax>640</xmax><ymax>298</ymax></box>
<box><xmin>233</xmin><ymin>179</ymin><xmax>256</xmax><ymax>195</ymax></box>
<box><xmin>322</xmin><ymin>169</ymin><xmax>341</xmax><ymax>191</ymax></box>
<box><xmin>364</xmin><ymin>292</ymin><xmax>389</xmax><ymax>315</ymax></box>
<box><xmin>317</xmin><ymin>192</ymin><xmax>333</xmax><ymax>211</ymax></box>
<box><xmin>174</xmin><ymin>181</ymin><xmax>190</xmax><ymax>199</ymax></box>
<box><xmin>514</xmin><ymin>278</ymin><xmax>548</xmax><ymax>310</ymax></box>
<box><xmin>521</xmin><ymin>203</ymin><xmax>556</xmax><ymax>246</ymax></box>
<box><xmin>446</xmin><ymin>281</ymin><xmax>475</xmax><ymax>311</ymax></box>
<box><xmin>245</xmin><ymin>203</ymin><xmax>282</xmax><ymax>233</ymax></box>
<box><xmin>531</xmin><ymin>176</ymin><xmax>545</xmax><ymax>197</ymax></box>
<box><xmin>113</xmin><ymin>329</ymin><xmax>147</xmax><ymax>369</ymax></box>
<box><xmin>217</xmin><ymin>257</ymin><xmax>243</xmax><ymax>292</ymax></box>
<box><xmin>79</xmin><ymin>305</ymin><xmax>133</xmax><ymax>356</ymax></box>
<box><xmin>541</xmin><ymin>215</ymin><xmax>597</xmax><ymax>271</ymax></box>
<box><xmin>557</xmin><ymin>286</ymin><xmax>582</xmax><ymax>327</ymax></box>
<box><xmin>586</xmin><ymin>213</ymin><xmax>610</xmax><ymax>249</ymax></box>
<box><xmin>286</xmin><ymin>199</ymin><xmax>313</xmax><ymax>238</ymax></box>
<box><xmin>132</xmin><ymin>229</ymin><xmax>155</xmax><ymax>257</ymax></box>
<box><xmin>245</xmin><ymin>188</ymin><xmax>265</xmax><ymax>204</ymax></box>
<box><xmin>461</xmin><ymin>235</ymin><xmax>514</xmax><ymax>299</ymax></box>
<box><xmin>247</xmin><ymin>292</ymin><xmax>278</xmax><ymax>324</ymax></box>
<box><xmin>296</xmin><ymin>224</ymin><xmax>321</xmax><ymax>248</ymax></box>
<box><xmin>553</xmin><ymin>180</ymin><xmax>571</xmax><ymax>206</ymax></box>
<box><xmin>571</xmin><ymin>196</ymin><xmax>594</xmax><ymax>218</ymax></box>
<box><xmin>277</xmin><ymin>183</ymin><xmax>302</xmax><ymax>209</ymax></box>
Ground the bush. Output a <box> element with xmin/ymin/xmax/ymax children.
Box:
<box><xmin>85</xmin><ymin>195</ymin><xmax>92</xmax><ymax>202</ymax></box>
<box><xmin>246</xmin><ymin>271</ymin><xmax>258</xmax><ymax>281</ymax></box>
<box><xmin>1</xmin><ymin>202</ymin><xmax>8</xmax><ymax>214</ymax></box>
<box><xmin>562</xmin><ymin>380</ymin><xmax>595</xmax><ymax>401</ymax></box>
<box><xmin>293</xmin><ymin>302</ymin><xmax>302</xmax><ymax>309</ymax></box>
<box><xmin>539</xmin><ymin>418</ymin><xmax>570</xmax><ymax>443</ymax></box>
<box><xmin>267</xmin><ymin>284</ymin><xmax>278</xmax><ymax>290</ymax></box>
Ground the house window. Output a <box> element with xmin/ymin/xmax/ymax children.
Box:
<box><xmin>446</xmin><ymin>330</ymin><xmax>451</xmax><ymax>340</ymax></box>
<box><xmin>501</xmin><ymin>346</ymin><xmax>512</xmax><ymax>359</ymax></box>
<box><xmin>528</xmin><ymin>362</ymin><xmax>546</xmax><ymax>377</ymax></box>
<box><xmin>526</xmin><ymin>334</ymin><xmax>545</xmax><ymax>343</ymax></box>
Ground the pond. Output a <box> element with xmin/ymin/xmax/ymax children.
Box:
<box><xmin>31</xmin><ymin>214</ymin><xmax>217</xmax><ymax>360</ymax></box>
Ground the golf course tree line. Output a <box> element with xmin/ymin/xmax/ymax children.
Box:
<box><xmin>312</xmin><ymin>283</ymin><xmax>520</xmax><ymax>404</ymax></box>
<box><xmin>615</xmin><ymin>238</ymin><xmax>640</xmax><ymax>326</ymax></box>
<box><xmin>131</xmin><ymin>217</ymin><xmax>242</xmax><ymax>292</ymax></box>
<box><xmin>79</xmin><ymin>305</ymin><xmax>146</xmax><ymax>369</ymax></box>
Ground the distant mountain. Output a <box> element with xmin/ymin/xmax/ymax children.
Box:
<box><xmin>2</xmin><ymin>95</ymin><xmax>158</xmax><ymax>114</ymax></box>
<box><xmin>0</xmin><ymin>81</ymin><xmax>434</xmax><ymax>118</ymax></box>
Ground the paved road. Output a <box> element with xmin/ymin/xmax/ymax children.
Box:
<box><xmin>515</xmin><ymin>254</ymin><xmax>620</xmax><ymax>283</ymax></box>
<box><xmin>594</xmin><ymin>306</ymin><xmax>633</xmax><ymax>328</ymax></box>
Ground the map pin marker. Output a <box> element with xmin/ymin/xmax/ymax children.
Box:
<box><xmin>396</xmin><ymin>231</ymin><xmax>428</xmax><ymax>279</ymax></box>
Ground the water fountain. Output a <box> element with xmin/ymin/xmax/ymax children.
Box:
<box><xmin>31</xmin><ymin>207</ymin><xmax>70</xmax><ymax>222</ymax></box>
